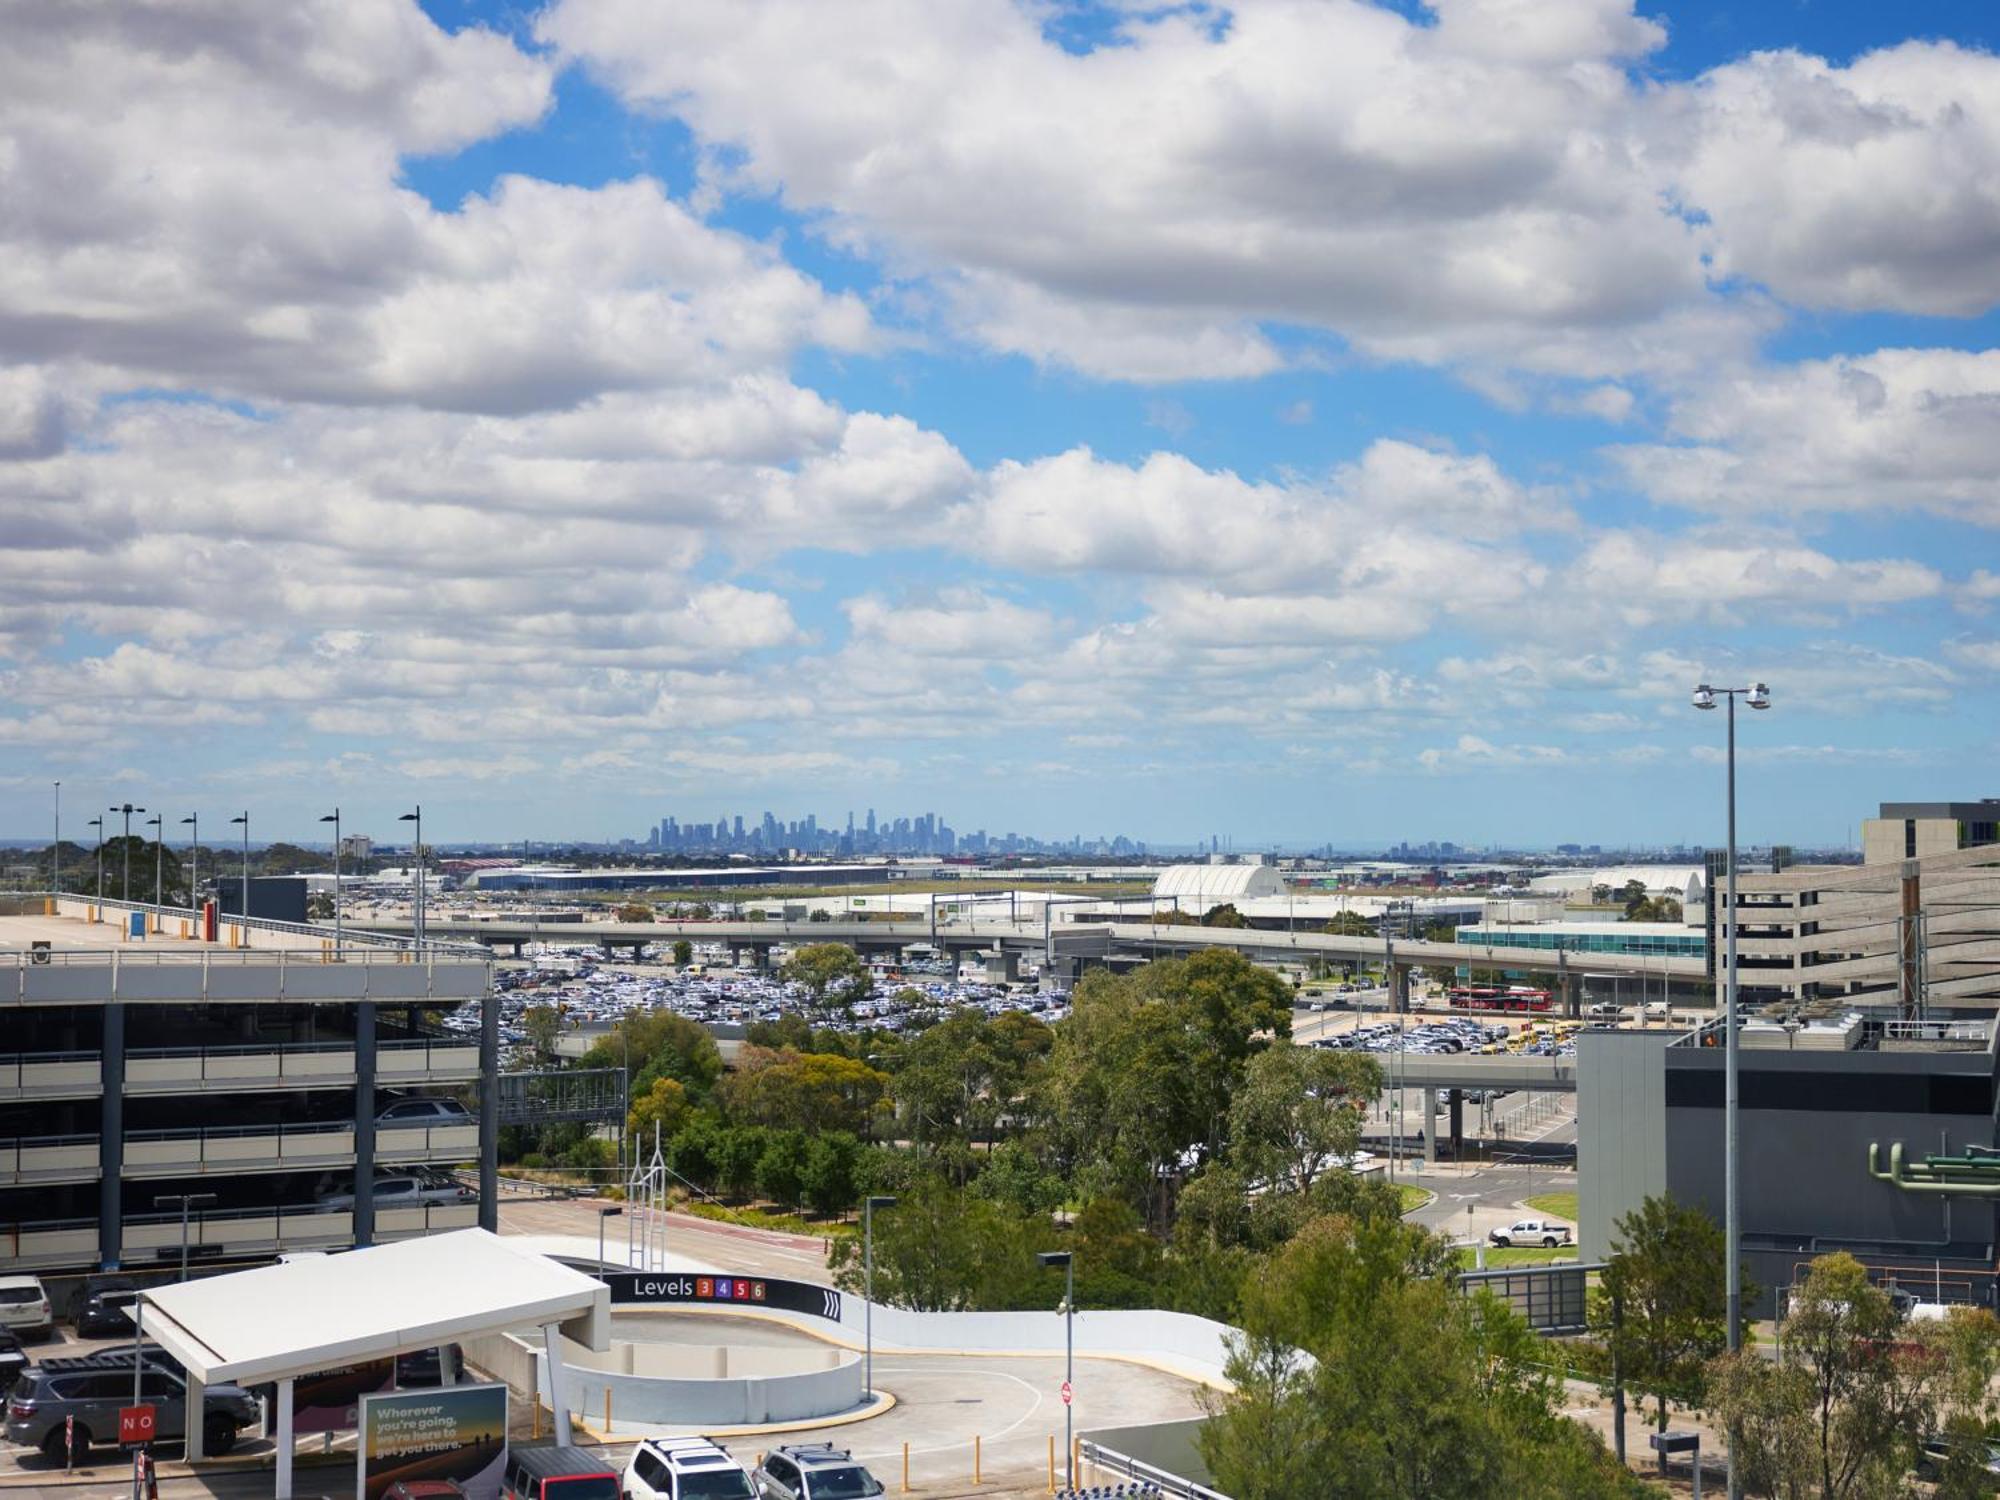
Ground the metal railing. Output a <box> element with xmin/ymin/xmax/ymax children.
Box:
<box><xmin>126</xmin><ymin>1119</ymin><xmax>355</xmax><ymax>1145</ymax></box>
<box><xmin>1077</xmin><ymin>1441</ymin><xmax>1229</xmax><ymax>1500</ymax></box>
<box><xmin>0</xmin><ymin>1050</ymin><xmax>101</xmax><ymax>1092</ymax></box>
<box><xmin>32</xmin><ymin>892</ymin><xmax>490</xmax><ymax>960</ymax></box>
<box><xmin>0</xmin><ymin>1134</ymin><xmax>99</xmax><ymax>1181</ymax></box>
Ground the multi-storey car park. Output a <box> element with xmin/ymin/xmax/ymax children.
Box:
<box><xmin>0</xmin><ymin>895</ymin><xmax>496</xmax><ymax>1281</ymax></box>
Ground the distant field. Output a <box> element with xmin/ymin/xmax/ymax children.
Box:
<box><xmin>1525</xmin><ymin>1191</ymin><xmax>1579</xmax><ymax>1223</ymax></box>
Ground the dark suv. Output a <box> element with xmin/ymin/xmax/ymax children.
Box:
<box><xmin>69</xmin><ymin>1276</ymin><xmax>140</xmax><ymax>1337</ymax></box>
<box><xmin>4</xmin><ymin>1355</ymin><xmax>259</xmax><ymax>1460</ymax></box>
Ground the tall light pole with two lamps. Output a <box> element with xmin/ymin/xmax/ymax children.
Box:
<box><xmin>863</xmin><ymin>1194</ymin><xmax>896</xmax><ymax>1401</ymax></box>
<box><xmin>110</xmin><ymin>802</ymin><xmax>144</xmax><ymax>905</ymax></box>
<box><xmin>144</xmin><ymin>813</ymin><xmax>163</xmax><ymax>915</ymax></box>
<box><xmin>1691</xmin><ymin>679</ymin><xmax>1769</xmax><ymax>1500</ymax></box>
<box><xmin>1037</xmin><ymin>1250</ymin><xmax>1076</xmax><ymax>1493</ymax></box>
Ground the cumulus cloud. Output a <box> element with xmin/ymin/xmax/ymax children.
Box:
<box><xmin>1610</xmin><ymin>348</ymin><xmax>2000</xmax><ymax>524</ymax></box>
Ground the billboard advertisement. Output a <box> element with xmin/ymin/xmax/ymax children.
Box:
<box><xmin>358</xmin><ymin>1383</ymin><xmax>508</xmax><ymax>1500</ymax></box>
<box><xmin>603</xmin><ymin>1272</ymin><xmax>841</xmax><ymax>1320</ymax></box>
<box><xmin>292</xmin><ymin>1358</ymin><xmax>396</xmax><ymax>1435</ymax></box>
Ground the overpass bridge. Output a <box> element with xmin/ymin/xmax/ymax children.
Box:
<box><xmin>354</xmin><ymin>914</ymin><xmax>1705</xmax><ymax>1003</ymax></box>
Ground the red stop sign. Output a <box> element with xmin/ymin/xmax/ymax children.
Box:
<box><xmin>119</xmin><ymin>1404</ymin><xmax>156</xmax><ymax>1446</ymax></box>
<box><xmin>1060</xmin><ymin>1380</ymin><xmax>1073</xmax><ymax>1406</ymax></box>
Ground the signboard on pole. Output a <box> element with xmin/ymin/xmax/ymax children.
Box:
<box><xmin>119</xmin><ymin>1404</ymin><xmax>157</xmax><ymax>1447</ymax></box>
<box><xmin>1059</xmin><ymin>1381</ymin><xmax>1073</xmax><ymax>1406</ymax></box>
<box><xmin>603</xmin><ymin>1272</ymin><xmax>841</xmax><ymax>1320</ymax></box>
<box><xmin>358</xmin><ymin>1383</ymin><xmax>508</xmax><ymax>1500</ymax></box>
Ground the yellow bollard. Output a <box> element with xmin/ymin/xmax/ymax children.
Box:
<box><xmin>604</xmin><ymin>1390</ymin><xmax>612</xmax><ymax>1434</ymax></box>
<box><xmin>974</xmin><ymin>1434</ymin><xmax>982</xmax><ymax>1486</ymax></box>
<box><xmin>1048</xmin><ymin>1435</ymin><xmax>1056</xmax><ymax>1494</ymax></box>
<box><xmin>1072</xmin><ymin>1438</ymin><xmax>1081</xmax><ymax>1486</ymax></box>
<box><xmin>532</xmin><ymin>1401</ymin><xmax>541</xmax><ymax>1441</ymax></box>
<box><xmin>902</xmin><ymin>1443</ymin><xmax>910</xmax><ymax>1494</ymax></box>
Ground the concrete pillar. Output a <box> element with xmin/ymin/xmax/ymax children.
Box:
<box><xmin>98</xmin><ymin>1002</ymin><xmax>125</xmax><ymax>1268</ymax></box>
<box><xmin>185</xmin><ymin>1373</ymin><xmax>207</xmax><ymax>1460</ymax></box>
<box><xmin>543</xmin><ymin>1322</ymin><xmax>573</xmax><ymax>1447</ymax></box>
<box><xmin>1448</xmin><ymin>1090</ymin><xmax>1464</xmax><ymax>1159</ymax></box>
<box><xmin>1389</xmin><ymin>964</ymin><xmax>1409</xmax><ymax>1014</ymax></box>
<box><xmin>479</xmin><ymin>981</ymin><xmax>499</xmax><ymax>1232</ymax></box>
<box><xmin>275</xmin><ymin>1378</ymin><xmax>295</xmax><ymax>1498</ymax></box>
<box><xmin>354</xmin><ymin>1002</ymin><xmax>376</xmax><ymax>1248</ymax></box>
<box><xmin>436</xmin><ymin>1345</ymin><xmax>458</xmax><ymax>1386</ymax></box>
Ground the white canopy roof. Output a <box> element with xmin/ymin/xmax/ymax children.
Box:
<box><xmin>1153</xmin><ymin>863</ymin><xmax>1285</xmax><ymax>904</ymax></box>
<box><xmin>139</xmin><ymin>1229</ymin><xmax>609</xmax><ymax>1386</ymax></box>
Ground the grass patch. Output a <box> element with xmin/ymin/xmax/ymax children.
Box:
<box><xmin>1524</xmin><ymin>1191</ymin><xmax>1579</xmax><ymax>1223</ymax></box>
<box><xmin>1455</xmin><ymin>1246</ymin><xmax>1578</xmax><ymax>1270</ymax></box>
<box><xmin>678</xmin><ymin>1200</ymin><xmax>847</xmax><ymax>1238</ymax></box>
<box><xmin>1397</xmin><ymin>1184</ymin><xmax>1433</xmax><ymax>1215</ymax></box>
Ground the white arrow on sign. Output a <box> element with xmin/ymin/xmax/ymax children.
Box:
<box><xmin>1060</xmin><ymin>1380</ymin><xmax>1073</xmax><ymax>1405</ymax></box>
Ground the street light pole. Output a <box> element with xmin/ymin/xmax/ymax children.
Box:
<box><xmin>144</xmin><ymin>814</ymin><xmax>163</xmax><ymax>913</ymax></box>
<box><xmin>51</xmin><ymin>782</ymin><xmax>59</xmax><ymax>896</ymax></box>
<box><xmin>180</xmin><ymin>815</ymin><xmax>198</xmax><ymax>916</ymax></box>
<box><xmin>1692</xmin><ymin>681</ymin><xmax>1770</xmax><ymax>1500</ymax></box>
<box><xmin>864</xmin><ymin>1195</ymin><xmax>896</xmax><ymax>1399</ymax></box>
<box><xmin>89</xmin><ymin>818</ymin><xmax>104</xmax><ymax>916</ymax></box>
<box><xmin>154</xmin><ymin>1192</ymin><xmax>218</xmax><ymax>1282</ymax></box>
<box><xmin>319</xmin><ymin>809</ymin><xmax>343</xmax><ymax>955</ymax></box>
<box><xmin>229</xmin><ymin>812</ymin><xmax>250</xmax><ymax>925</ymax></box>
<box><xmin>1037</xmin><ymin>1251</ymin><xmax>1075</xmax><ymax>1491</ymax></box>
<box><xmin>398</xmin><ymin>806</ymin><xmax>424</xmax><ymax>949</ymax></box>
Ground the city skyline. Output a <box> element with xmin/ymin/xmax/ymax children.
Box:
<box><xmin>3</xmin><ymin>3</ymin><xmax>1998</xmax><ymax>844</ymax></box>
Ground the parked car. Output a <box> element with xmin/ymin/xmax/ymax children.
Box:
<box><xmin>0</xmin><ymin>1277</ymin><xmax>52</xmax><ymax>1340</ymax></box>
<box><xmin>626</xmin><ymin>1436</ymin><xmax>757</xmax><ymax>1500</ymax></box>
<box><xmin>754</xmin><ymin>1445</ymin><xmax>886</xmax><ymax>1500</ymax></box>
<box><xmin>1488</xmin><ymin>1218</ymin><xmax>1574</xmax><ymax>1249</ymax></box>
<box><xmin>1915</xmin><ymin>1434</ymin><xmax>2000</xmax><ymax>1487</ymax></box>
<box><xmin>1586</xmin><ymin>1002</ymin><xmax>1625</xmax><ymax>1020</ymax></box>
<box><xmin>0</xmin><ymin>1328</ymin><xmax>28</xmax><ymax>1388</ymax></box>
<box><xmin>69</xmin><ymin>1276</ymin><xmax>140</xmax><ymax>1337</ymax></box>
<box><xmin>3</xmin><ymin>1354</ymin><xmax>258</xmax><ymax>1459</ymax></box>
<box><xmin>376</xmin><ymin>1097</ymin><xmax>473</xmax><ymax>1129</ymax></box>
<box><xmin>500</xmin><ymin>1445</ymin><xmax>620</xmax><ymax>1500</ymax></box>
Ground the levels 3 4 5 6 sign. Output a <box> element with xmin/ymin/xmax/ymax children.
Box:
<box><xmin>604</xmin><ymin>1272</ymin><xmax>841</xmax><ymax>1320</ymax></box>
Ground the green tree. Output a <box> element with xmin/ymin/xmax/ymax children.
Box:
<box><xmin>627</xmin><ymin>1076</ymin><xmax>690</xmax><ymax>1144</ymax></box>
<box><xmin>580</xmin><ymin>1011</ymin><xmax>723</xmax><ymax>1102</ymax></box>
<box><xmin>801</xmin><ymin>1132</ymin><xmax>863</xmax><ymax>1217</ymax></box>
<box><xmin>1201</xmin><ymin>902</ymin><xmax>1248</xmax><ymax>928</ymax></box>
<box><xmin>967</xmin><ymin>1140</ymin><xmax>1065</xmax><ymax>1217</ymax></box>
<box><xmin>615</xmin><ymin>902</ymin><xmax>655</xmax><ymax>923</ymax></box>
<box><xmin>756</xmin><ymin>1129</ymin><xmax>810</xmax><ymax>1207</ymax></box>
<box><xmin>1228</xmin><ymin>1044</ymin><xmax>1380</xmax><ymax>1195</ymax></box>
<box><xmin>665</xmin><ymin>1120</ymin><xmax>724</xmax><ymax>1191</ymax></box>
<box><xmin>780</xmin><ymin>943</ymin><xmax>872</xmax><ymax>1013</ymax></box>
<box><xmin>1599</xmin><ymin>1195</ymin><xmax>1732</xmax><ymax>1461</ymax></box>
<box><xmin>672</xmin><ymin>938</ymin><xmax>694</xmax><ymax>967</ymax></box>
<box><xmin>717</xmin><ymin>1125</ymin><xmax>768</xmax><ymax>1200</ymax></box>
<box><xmin>521</xmin><ymin>1004</ymin><xmax>564</xmax><ymax>1065</ymax></box>
<box><xmin>720</xmin><ymin>1048</ymin><xmax>890</xmax><ymax>1138</ymax></box>
<box><xmin>1707</xmin><ymin>1252</ymin><xmax>1938</xmax><ymax>1499</ymax></box>
<box><xmin>1323</xmin><ymin>911</ymin><xmax>1376</xmax><ymax>937</ymax></box>
<box><xmin>1199</xmin><ymin>1213</ymin><xmax>1647</xmax><ymax>1500</ymax></box>
<box><xmin>826</xmin><ymin>1171</ymin><xmax>1048</xmax><ymax>1311</ymax></box>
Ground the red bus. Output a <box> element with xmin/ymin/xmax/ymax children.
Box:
<box><xmin>1448</xmin><ymin>985</ymin><xmax>1553</xmax><ymax>1013</ymax></box>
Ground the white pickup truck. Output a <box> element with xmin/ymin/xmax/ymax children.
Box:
<box><xmin>1489</xmin><ymin>1217</ymin><xmax>1574</xmax><ymax>1248</ymax></box>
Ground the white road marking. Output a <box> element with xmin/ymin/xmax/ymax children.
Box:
<box><xmin>848</xmin><ymin>1365</ymin><xmax>1046</xmax><ymax>1458</ymax></box>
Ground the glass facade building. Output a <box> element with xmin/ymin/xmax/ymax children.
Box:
<box><xmin>1454</xmin><ymin>923</ymin><xmax>1707</xmax><ymax>959</ymax></box>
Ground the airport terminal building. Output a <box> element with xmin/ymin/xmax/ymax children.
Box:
<box><xmin>1</xmin><ymin>896</ymin><xmax>495</xmax><ymax>1279</ymax></box>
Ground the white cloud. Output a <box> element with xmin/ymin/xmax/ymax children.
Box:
<box><xmin>1610</xmin><ymin>348</ymin><xmax>2000</xmax><ymax>525</ymax></box>
<box><xmin>1668</xmin><ymin>43</ymin><xmax>2000</xmax><ymax>316</ymax></box>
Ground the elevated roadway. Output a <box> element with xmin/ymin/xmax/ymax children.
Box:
<box><xmin>353</xmin><ymin>915</ymin><xmax>1705</xmax><ymax>989</ymax></box>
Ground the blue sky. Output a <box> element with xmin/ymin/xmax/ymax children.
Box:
<box><xmin>2</xmin><ymin>0</ymin><xmax>1998</xmax><ymax>851</ymax></box>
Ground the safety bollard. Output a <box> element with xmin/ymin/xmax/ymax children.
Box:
<box><xmin>902</xmin><ymin>1443</ymin><xmax>910</xmax><ymax>1494</ymax></box>
<box><xmin>605</xmin><ymin>1390</ymin><xmax>612</xmax><ymax>1434</ymax></box>
<box><xmin>1048</xmin><ymin>1434</ymin><xmax>1056</xmax><ymax>1494</ymax></box>
<box><xmin>532</xmin><ymin>1401</ymin><xmax>541</xmax><ymax>1440</ymax></box>
<box><xmin>974</xmin><ymin>1434</ymin><xmax>982</xmax><ymax>1485</ymax></box>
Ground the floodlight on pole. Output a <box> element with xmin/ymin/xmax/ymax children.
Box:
<box><xmin>88</xmin><ymin>817</ymin><xmax>104</xmax><ymax>915</ymax></box>
<box><xmin>51</xmin><ymin>782</ymin><xmax>59</xmax><ymax>897</ymax></box>
<box><xmin>1691</xmin><ymin>679</ymin><xmax>1771</xmax><ymax>1500</ymax></box>
<box><xmin>110</xmin><ymin>803</ymin><xmax>144</xmax><ymax>905</ymax></box>
<box><xmin>154</xmin><ymin>1191</ymin><xmax>218</xmax><ymax>1282</ymax></box>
